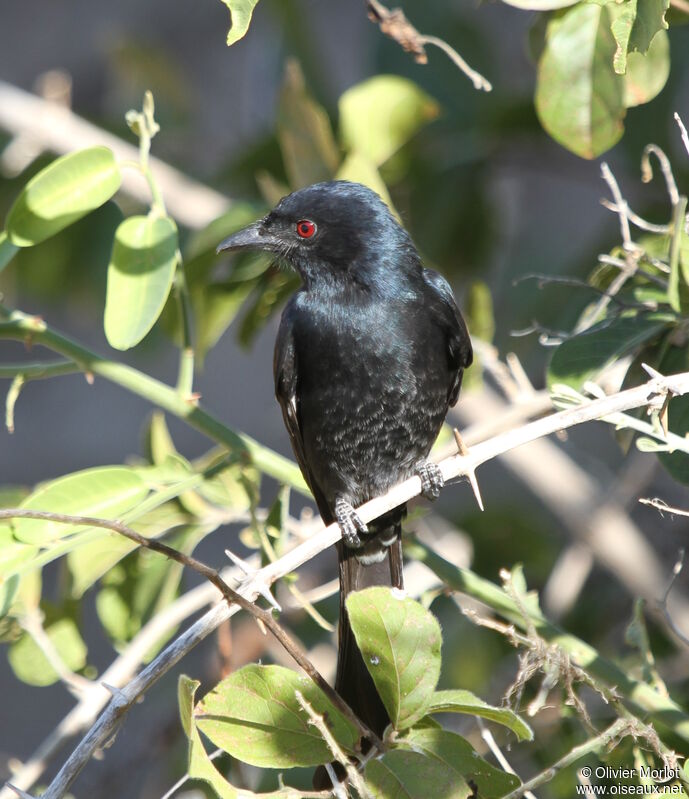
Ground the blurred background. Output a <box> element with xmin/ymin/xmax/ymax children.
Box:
<box><xmin>1</xmin><ymin>1</ymin><xmax>689</xmax><ymax>797</ymax></box>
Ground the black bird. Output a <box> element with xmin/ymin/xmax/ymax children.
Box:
<box><xmin>218</xmin><ymin>180</ymin><xmax>472</xmax><ymax>742</ymax></box>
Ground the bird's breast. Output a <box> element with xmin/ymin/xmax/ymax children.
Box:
<box><xmin>292</xmin><ymin>294</ymin><xmax>450</xmax><ymax>504</ymax></box>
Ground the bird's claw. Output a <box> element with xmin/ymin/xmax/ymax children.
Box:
<box><xmin>416</xmin><ymin>460</ymin><xmax>444</xmax><ymax>501</ymax></box>
<box><xmin>335</xmin><ymin>497</ymin><xmax>368</xmax><ymax>548</ymax></box>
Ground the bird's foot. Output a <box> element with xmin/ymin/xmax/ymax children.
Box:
<box><xmin>415</xmin><ymin>459</ymin><xmax>444</xmax><ymax>501</ymax></box>
<box><xmin>335</xmin><ymin>497</ymin><xmax>368</xmax><ymax>549</ymax></box>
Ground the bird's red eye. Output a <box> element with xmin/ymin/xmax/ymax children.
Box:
<box><xmin>296</xmin><ymin>219</ymin><xmax>316</xmax><ymax>239</ymax></box>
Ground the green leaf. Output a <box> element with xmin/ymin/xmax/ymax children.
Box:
<box><xmin>346</xmin><ymin>587</ymin><xmax>442</xmax><ymax>729</ymax></box>
<box><xmin>339</xmin><ymin>76</ymin><xmax>439</xmax><ymax>167</ymax></box>
<box><xmin>8</xmin><ymin>617</ymin><xmax>87</xmax><ymax>686</ymax></box>
<box><xmin>277</xmin><ymin>61</ymin><xmax>339</xmax><ymax>189</ymax></box>
<box><xmin>658</xmin><ymin>395</ymin><xmax>689</xmax><ymax>483</ymax></box>
<box><xmin>104</xmin><ymin>214</ymin><xmax>179</xmax><ymax>350</ymax></box>
<box><xmin>365</xmin><ymin>749</ymin><xmax>466</xmax><ymax>799</ymax></box>
<box><xmin>624</xmin><ymin>29</ymin><xmax>670</xmax><ymax>107</ymax></box>
<box><xmin>611</xmin><ymin>0</ymin><xmax>638</xmax><ymax>74</ymax></box>
<box><xmin>67</xmin><ymin>500</ymin><xmax>191</xmax><ymax>597</ymax></box>
<box><xmin>6</xmin><ymin>147</ymin><xmax>121</xmax><ymax>246</ymax></box>
<box><xmin>535</xmin><ymin>5</ymin><xmax>625</xmax><ymax>159</ymax></box>
<box><xmin>0</xmin><ymin>231</ymin><xmax>19</xmax><ymax>274</ymax></box>
<box><xmin>629</xmin><ymin>0</ymin><xmax>669</xmax><ymax>53</ymax></box>
<box><xmin>426</xmin><ymin>689</ymin><xmax>533</xmax><ymax>741</ymax></box>
<box><xmin>179</xmin><ymin>675</ymin><xmax>239</xmax><ymax>799</ymax></box>
<box><xmin>195</xmin><ymin>664</ymin><xmax>359</xmax><ymax>767</ymax></box>
<box><xmin>13</xmin><ymin>466</ymin><xmax>148</xmax><ymax>545</ymax></box>
<box><xmin>222</xmin><ymin>0</ymin><xmax>261</xmax><ymax>46</ymax></box>
<box><xmin>547</xmin><ymin>315</ymin><xmax>669</xmax><ymax>392</ymax></box>
<box><xmin>402</xmin><ymin>727</ymin><xmax>520</xmax><ymax>797</ymax></box>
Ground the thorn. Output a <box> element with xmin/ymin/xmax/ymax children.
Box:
<box><xmin>185</xmin><ymin>392</ymin><xmax>202</xmax><ymax>406</ymax></box>
<box><xmin>467</xmin><ymin>468</ymin><xmax>485</xmax><ymax>512</ymax></box>
<box><xmin>224</xmin><ymin>549</ymin><xmax>253</xmax><ymax>575</ymax></box>
<box><xmin>5</xmin><ymin>783</ymin><xmax>37</xmax><ymax>799</ymax></box>
<box><xmin>255</xmin><ymin>616</ymin><xmax>268</xmax><ymax>635</ymax></box>
<box><xmin>641</xmin><ymin>362</ymin><xmax>664</xmax><ymax>380</ymax></box>
<box><xmin>101</xmin><ymin>682</ymin><xmax>127</xmax><ymax>703</ymax></box>
<box><xmin>225</xmin><ymin>550</ymin><xmax>281</xmax><ymax>611</ymax></box>
<box><xmin>84</xmin><ymin>371</ymin><xmax>94</xmax><ymax>385</ymax></box>
<box><xmin>453</xmin><ymin>427</ymin><xmax>469</xmax><ymax>456</ymax></box>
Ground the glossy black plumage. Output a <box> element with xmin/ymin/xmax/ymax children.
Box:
<box><xmin>218</xmin><ymin>180</ymin><xmax>472</xmax><ymax>743</ymax></box>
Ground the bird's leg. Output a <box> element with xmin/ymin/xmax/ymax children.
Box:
<box><xmin>415</xmin><ymin>459</ymin><xmax>444</xmax><ymax>501</ymax></box>
<box><xmin>334</xmin><ymin>496</ymin><xmax>368</xmax><ymax>548</ymax></box>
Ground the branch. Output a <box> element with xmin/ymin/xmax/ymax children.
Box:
<box><xmin>8</xmin><ymin>368</ymin><xmax>689</xmax><ymax>799</ymax></box>
<box><xmin>0</xmin><ymin>509</ymin><xmax>382</xmax><ymax>755</ymax></box>
<box><xmin>501</xmin><ymin>719</ymin><xmax>631</xmax><ymax>799</ymax></box>
<box><xmin>0</xmin><ymin>80</ymin><xmax>228</xmax><ymax>230</ymax></box>
<box><xmin>0</xmin><ymin>308</ymin><xmax>307</xmax><ymax>493</ymax></box>
<box><xmin>365</xmin><ymin>0</ymin><xmax>491</xmax><ymax>91</ymax></box>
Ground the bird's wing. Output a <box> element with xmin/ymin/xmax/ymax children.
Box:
<box><xmin>273</xmin><ymin>309</ymin><xmax>333</xmax><ymax>522</ymax></box>
<box><xmin>422</xmin><ymin>268</ymin><xmax>473</xmax><ymax>406</ymax></box>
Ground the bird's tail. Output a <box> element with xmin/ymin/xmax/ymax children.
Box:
<box><xmin>335</xmin><ymin>523</ymin><xmax>404</xmax><ymax>738</ymax></box>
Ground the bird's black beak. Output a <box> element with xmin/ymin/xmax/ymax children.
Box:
<box><xmin>216</xmin><ymin>221</ymin><xmax>273</xmax><ymax>254</ymax></box>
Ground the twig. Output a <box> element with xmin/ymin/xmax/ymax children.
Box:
<box><xmin>599</xmin><ymin>199</ymin><xmax>671</xmax><ymax>235</ymax></box>
<box><xmin>0</xmin><ymin>80</ymin><xmax>229</xmax><ymax>229</ymax></box>
<box><xmin>601</xmin><ymin>162</ymin><xmax>635</xmax><ymax>251</ymax></box>
<box><xmin>296</xmin><ymin>691</ymin><xmax>371</xmax><ymax>799</ymax></box>
<box><xmin>0</xmin><ymin>509</ymin><xmax>382</xmax><ymax>756</ymax></box>
<box><xmin>365</xmin><ymin>0</ymin><xmax>491</xmax><ymax>91</ymax></box>
<box><xmin>19</xmin><ymin>611</ymin><xmax>93</xmax><ymax>697</ymax></box>
<box><xmin>0</xmin><ymin>308</ymin><xmax>307</xmax><ymax>493</ymax></box>
<box><xmin>675</xmin><ymin>112</ymin><xmax>689</xmax><ymax>160</ymax></box>
<box><xmin>641</xmin><ymin>144</ymin><xmax>680</xmax><ymax>207</ymax></box>
<box><xmin>501</xmin><ymin>719</ymin><xmax>631</xmax><ymax>799</ymax></box>
<box><xmin>9</xmin><ymin>368</ymin><xmax>689</xmax><ymax>799</ymax></box>
<box><xmin>476</xmin><ymin>719</ymin><xmax>537</xmax><ymax>799</ymax></box>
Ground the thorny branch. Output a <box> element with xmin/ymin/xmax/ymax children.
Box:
<box><xmin>0</xmin><ymin>508</ymin><xmax>382</xmax><ymax>756</ymax></box>
<box><xmin>5</xmin><ymin>368</ymin><xmax>689</xmax><ymax>799</ymax></box>
<box><xmin>365</xmin><ymin>0</ymin><xmax>491</xmax><ymax>91</ymax></box>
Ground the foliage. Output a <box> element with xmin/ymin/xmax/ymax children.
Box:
<box><xmin>1</xmin><ymin>4</ymin><xmax>689</xmax><ymax>794</ymax></box>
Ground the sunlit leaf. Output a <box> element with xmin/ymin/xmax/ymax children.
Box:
<box><xmin>196</xmin><ymin>664</ymin><xmax>359</xmax><ymax>767</ymax></box>
<box><xmin>346</xmin><ymin>587</ymin><xmax>441</xmax><ymax>729</ymax></box>
<box><xmin>6</xmin><ymin>147</ymin><xmax>121</xmax><ymax>246</ymax></box>
<box><xmin>104</xmin><ymin>214</ymin><xmax>179</xmax><ymax>350</ymax></box>
<box><xmin>339</xmin><ymin>75</ymin><xmax>439</xmax><ymax>167</ymax></box>
<box><xmin>277</xmin><ymin>61</ymin><xmax>339</xmax><ymax>189</ymax></box>
<box><xmin>426</xmin><ymin>689</ymin><xmax>533</xmax><ymax>741</ymax></box>
<box><xmin>221</xmin><ymin>0</ymin><xmax>261</xmax><ymax>46</ymax></box>
<box><xmin>336</xmin><ymin>152</ymin><xmax>394</xmax><ymax>211</ymax></box>
<box><xmin>402</xmin><ymin>727</ymin><xmax>520</xmax><ymax>797</ymax></box>
<box><xmin>624</xmin><ymin>29</ymin><xmax>670</xmax><ymax>107</ymax></box>
<box><xmin>13</xmin><ymin>466</ymin><xmax>148</xmax><ymax>545</ymax></box>
<box><xmin>8</xmin><ymin>617</ymin><xmax>87</xmax><ymax>686</ymax></box>
<box><xmin>535</xmin><ymin>5</ymin><xmax>625</xmax><ymax>159</ymax></box>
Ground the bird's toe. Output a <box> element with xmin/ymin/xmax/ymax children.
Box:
<box><xmin>416</xmin><ymin>460</ymin><xmax>444</xmax><ymax>501</ymax></box>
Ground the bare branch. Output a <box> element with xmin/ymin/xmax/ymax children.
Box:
<box><xmin>7</xmin><ymin>368</ymin><xmax>689</xmax><ymax>799</ymax></box>
<box><xmin>675</xmin><ymin>112</ymin><xmax>689</xmax><ymax>160</ymax></box>
<box><xmin>641</xmin><ymin>144</ymin><xmax>680</xmax><ymax>207</ymax></box>
<box><xmin>0</xmin><ymin>80</ymin><xmax>229</xmax><ymax>229</ymax></box>
<box><xmin>365</xmin><ymin>1</ymin><xmax>491</xmax><ymax>91</ymax></box>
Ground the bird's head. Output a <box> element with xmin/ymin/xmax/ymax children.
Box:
<box><xmin>217</xmin><ymin>181</ymin><xmax>414</xmax><ymax>288</ymax></box>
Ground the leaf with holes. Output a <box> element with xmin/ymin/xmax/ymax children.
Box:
<box><xmin>6</xmin><ymin>147</ymin><xmax>121</xmax><ymax>246</ymax></box>
<box><xmin>535</xmin><ymin>5</ymin><xmax>625</xmax><ymax>158</ymax></box>
<box><xmin>346</xmin><ymin>587</ymin><xmax>442</xmax><ymax>730</ymax></box>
